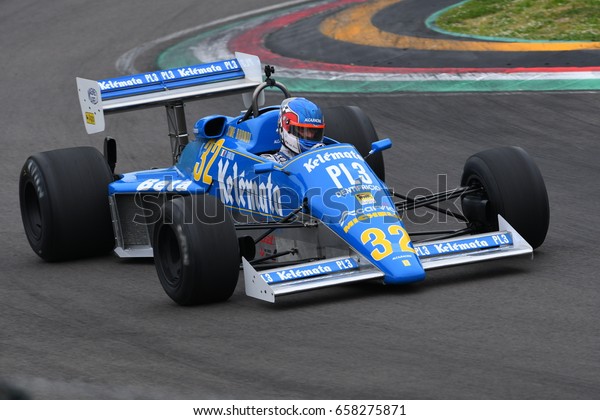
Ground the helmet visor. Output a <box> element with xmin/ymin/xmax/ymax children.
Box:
<box><xmin>289</xmin><ymin>124</ymin><xmax>324</xmax><ymax>142</ymax></box>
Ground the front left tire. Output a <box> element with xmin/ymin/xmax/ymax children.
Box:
<box><xmin>153</xmin><ymin>195</ymin><xmax>240</xmax><ymax>305</ymax></box>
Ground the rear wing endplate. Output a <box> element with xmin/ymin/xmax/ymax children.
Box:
<box><xmin>76</xmin><ymin>52</ymin><xmax>262</xmax><ymax>134</ymax></box>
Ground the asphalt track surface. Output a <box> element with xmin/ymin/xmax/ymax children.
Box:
<box><xmin>1</xmin><ymin>0</ymin><xmax>599</xmax><ymax>400</ymax></box>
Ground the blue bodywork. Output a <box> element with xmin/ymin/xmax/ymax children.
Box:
<box><xmin>108</xmin><ymin>107</ymin><xmax>425</xmax><ymax>284</ymax></box>
<box><xmin>79</xmin><ymin>55</ymin><xmax>534</xmax><ymax>302</ymax></box>
<box><xmin>94</xmin><ymin>57</ymin><xmax>426</xmax><ymax>284</ymax></box>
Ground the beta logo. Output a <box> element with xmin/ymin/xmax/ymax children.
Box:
<box><xmin>136</xmin><ymin>178</ymin><xmax>192</xmax><ymax>192</ymax></box>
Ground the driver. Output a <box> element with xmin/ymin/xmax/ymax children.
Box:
<box><xmin>262</xmin><ymin>97</ymin><xmax>325</xmax><ymax>163</ymax></box>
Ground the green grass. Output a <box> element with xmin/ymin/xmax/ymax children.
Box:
<box><xmin>435</xmin><ymin>0</ymin><xmax>600</xmax><ymax>41</ymax></box>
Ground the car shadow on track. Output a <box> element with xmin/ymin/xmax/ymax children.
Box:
<box><xmin>110</xmin><ymin>253</ymin><xmax>536</xmax><ymax>310</ymax></box>
<box><xmin>263</xmin><ymin>263</ymin><xmax>530</xmax><ymax>310</ymax></box>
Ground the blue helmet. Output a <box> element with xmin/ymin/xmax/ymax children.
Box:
<box><xmin>278</xmin><ymin>97</ymin><xmax>325</xmax><ymax>154</ymax></box>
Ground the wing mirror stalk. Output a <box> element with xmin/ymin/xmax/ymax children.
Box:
<box><xmin>364</xmin><ymin>138</ymin><xmax>392</xmax><ymax>161</ymax></box>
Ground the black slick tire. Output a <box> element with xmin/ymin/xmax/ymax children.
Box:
<box><xmin>153</xmin><ymin>195</ymin><xmax>240</xmax><ymax>305</ymax></box>
<box><xmin>461</xmin><ymin>146</ymin><xmax>549</xmax><ymax>249</ymax></box>
<box><xmin>19</xmin><ymin>147</ymin><xmax>114</xmax><ymax>261</ymax></box>
<box><xmin>323</xmin><ymin>106</ymin><xmax>385</xmax><ymax>181</ymax></box>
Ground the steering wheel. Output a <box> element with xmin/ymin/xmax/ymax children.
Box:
<box><xmin>241</xmin><ymin>80</ymin><xmax>291</xmax><ymax>122</ymax></box>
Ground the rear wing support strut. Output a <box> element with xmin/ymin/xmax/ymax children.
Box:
<box><xmin>166</xmin><ymin>101</ymin><xmax>188</xmax><ymax>164</ymax></box>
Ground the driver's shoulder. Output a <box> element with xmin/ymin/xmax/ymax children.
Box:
<box><xmin>260</xmin><ymin>151</ymin><xmax>290</xmax><ymax>164</ymax></box>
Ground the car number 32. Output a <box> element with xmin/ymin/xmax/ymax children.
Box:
<box><xmin>360</xmin><ymin>225</ymin><xmax>415</xmax><ymax>261</ymax></box>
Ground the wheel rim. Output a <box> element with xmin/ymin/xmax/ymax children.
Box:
<box><xmin>462</xmin><ymin>176</ymin><xmax>496</xmax><ymax>231</ymax></box>
<box><xmin>466</xmin><ymin>177</ymin><xmax>488</xmax><ymax>204</ymax></box>
<box><xmin>23</xmin><ymin>181</ymin><xmax>43</xmax><ymax>241</ymax></box>
<box><xmin>156</xmin><ymin>224</ymin><xmax>183</xmax><ymax>289</ymax></box>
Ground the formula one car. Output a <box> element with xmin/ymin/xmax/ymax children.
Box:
<box><xmin>19</xmin><ymin>53</ymin><xmax>549</xmax><ymax>304</ymax></box>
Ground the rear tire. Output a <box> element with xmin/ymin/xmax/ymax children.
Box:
<box><xmin>19</xmin><ymin>147</ymin><xmax>114</xmax><ymax>261</ymax></box>
<box><xmin>461</xmin><ymin>146</ymin><xmax>549</xmax><ymax>249</ymax></box>
<box><xmin>153</xmin><ymin>195</ymin><xmax>240</xmax><ymax>305</ymax></box>
<box><xmin>323</xmin><ymin>106</ymin><xmax>385</xmax><ymax>181</ymax></box>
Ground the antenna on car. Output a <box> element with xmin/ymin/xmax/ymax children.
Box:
<box><xmin>264</xmin><ymin>65</ymin><xmax>276</xmax><ymax>86</ymax></box>
<box><xmin>241</xmin><ymin>64</ymin><xmax>292</xmax><ymax>120</ymax></box>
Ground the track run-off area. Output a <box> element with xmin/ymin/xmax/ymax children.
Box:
<box><xmin>153</xmin><ymin>0</ymin><xmax>600</xmax><ymax>92</ymax></box>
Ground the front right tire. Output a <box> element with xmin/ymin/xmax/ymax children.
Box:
<box><xmin>461</xmin><ymin>146</ymin><xmax>549</xmax><ymax>249</ymax></box>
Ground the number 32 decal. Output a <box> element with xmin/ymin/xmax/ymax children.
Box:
<box><xmin>360</xmin><ymin>225</ymin><xmax>415</xmax><ymax>261</ymax></box>
<box><xmin>193</xmin><ymin>138</ymin><xmax>224</xmax><ymax>185</ymax></box>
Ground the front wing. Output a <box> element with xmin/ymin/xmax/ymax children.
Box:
<box><xmin>243</xmin><ymin>215</ymin><xmax>532</xmax><ymax>303</ymax></box>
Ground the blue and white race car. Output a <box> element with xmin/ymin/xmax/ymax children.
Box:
<box><xmin>19</xmin><ymin>53</ymin><xmax>549</xmax><ymax>304</ymax></box>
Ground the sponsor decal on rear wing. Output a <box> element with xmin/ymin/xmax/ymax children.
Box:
<box><xmin>98</xmin><ymin>60</ymin><xmax>244</xmax><ymax>100</ymax></box>
<box><xmin>76</xmin><ymin>52</ymin><xmax>262</xmax><ymax>134</ymax></box>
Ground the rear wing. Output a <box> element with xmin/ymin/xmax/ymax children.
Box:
<box><xmin>76</xmin><ymin>52</ymin><xmax>262</xmax><ymax>135</ymax></box>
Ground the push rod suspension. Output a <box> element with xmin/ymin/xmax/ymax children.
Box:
<box><xmin>253</xmin><ymin>206</ymin><xmax>304</xmax><ymax>244</ymax></box>
<box><xmin>394</xmin><ymin>185</ymin><xmax>481</xmax><ymax>221</ymax></box>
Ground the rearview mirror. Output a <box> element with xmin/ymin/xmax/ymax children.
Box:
<box><xmin>364</xmin><ymin>138</ymin><xmax>392</xmax><ymax>161</ymax></box>
<box><xmin>370</xmin><ymin>138</ymin><xmax>392</xmax><ymax>154</ymax></box>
